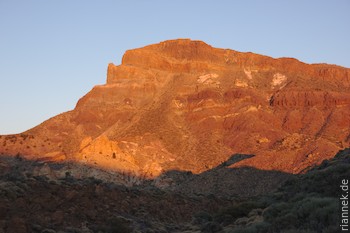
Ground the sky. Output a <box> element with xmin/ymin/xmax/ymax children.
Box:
<box><xmin>0</xmin><ymin>0</ymin><xmax>349</xmax><ymax>134</ymax></box>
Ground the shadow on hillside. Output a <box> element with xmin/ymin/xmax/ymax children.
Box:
<box><xmin>1</xmin><ymin>150</ymin><xmax>348</xmax><ymax>232</ymax></box>
<box><xmin>155</xmin><ymin>153</ymin><xmax>292</xmax><ymax>198</ymax></box>
<box><xmin>0</xmin><ymin>153</ymin><xmax>292</xmax><ymax>198</ymax></box>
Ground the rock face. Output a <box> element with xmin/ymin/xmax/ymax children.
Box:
<box><xmin>1</xmin><ymin>39</ymin><xmax>350</xmax><ymax>176</ymax></box>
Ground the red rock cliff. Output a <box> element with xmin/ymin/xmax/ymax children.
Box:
<box><xmin>1</xmin><ymin>39</ymin><xmax>349</xmax><ymax>176</ymax></box>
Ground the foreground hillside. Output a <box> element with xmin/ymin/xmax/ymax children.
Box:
<box><xmin>0</xmin><ymin>148</ymin><xmax>348</xmax><ymax>232</ymax></box>
<box><xmin>1</xmin><ymin>39</ymin><xmax>350</xmax><ymax>176</ymax></box>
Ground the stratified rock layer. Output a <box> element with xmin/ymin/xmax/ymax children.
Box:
<box><xmin>1</xmin><ymin>39</ymin><xmax>350</xmax><ymax>176</ymax></box>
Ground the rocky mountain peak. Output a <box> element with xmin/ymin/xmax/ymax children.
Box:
<box><xmin>1</xmin><ymin>39</ymin><xmax>349</xmax><ymax>177</ymax></box>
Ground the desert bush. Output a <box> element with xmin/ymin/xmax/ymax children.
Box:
<box><xmin>263</xmin><ymin>197</ymin><xmax>338</xmax><ymax>232</ymax></box>
<box><xmin>200</xmin><ymin>221</ymin><xmax>222</xmax><ymax>233</ymax></box>
<box><xmin>214</xmin><ymin>201</ymin><xmax>262</xmax><ymax>224</ymax></box>
<box><xmin>280</xmin><ymin>230</ymin><xmax>317</xmax><ymax>233</ymax></box>
<box><xmin>229</xmin><ymin>222</ymin><xmax>270</xmax><ymax>233</ymax></box>
<box><xmin>93</xmin><ymin>217</ymin><xmax>132</xmax><ymax>233</ymax></box>
<box><xmin>223</xmin><ymin>150</ymin><xmax>349</xmax><ymax>233</ymax></box>
<box><xmin>262</xmin><ymin>202</ymin><xmax>290</xmax><ymax>224</ymax></box>
<box><xmin>296</xmin><ymin>197</ymin><xmax>338</xmax><ymax>231</ymax></box>
<box><xmin>321</xmin><ymin>225</ymin><xmax>340</xmax><ymax>233</ymax></box>
<box><xmin>192</xmin><ymin>211</ymin><xmax>213</xmax><ymax>225</ymax></box>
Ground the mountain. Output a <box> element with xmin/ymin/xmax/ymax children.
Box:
<box><xmin>1</xmin><ymin>39</ymin><xmax>349</xmax><ymax>177</ymax></box>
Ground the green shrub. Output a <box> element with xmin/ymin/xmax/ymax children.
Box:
<box><xmin>214</xmin><ymin>201</ymin><xmax>262</xmax><ymax>224</ymax></box>
<box><xmin>262</xmin><ymin>202</ymin><xmax>289</xmax><ymax>222</ymax></box>
<box><xmin>229</xmin><ymin>222</ymin><xmax>270</xmax><ymax>233</ymax></box>
<box><xmin>200</xmin><ymin>221</ymin><xmax>222</xmax><ymax>233</ymax></box>
<box><xmin>192</xmin><ymin>211</ymin><xmax>212</xmax><ymax>225</ymax></box>
<box><xmin>94</xmin><ymin>217</ymin><xmax>132</xmax><ymax>233</ymax></box>
<box><xmin>262</xmin><ymin>197</ymin><xmax>338</xmax><ymax>232</ymax></box>
<box><xmin>296</xmin><ymin>197</ymin><xmax>338</xmax><ymax>231</ymax></box>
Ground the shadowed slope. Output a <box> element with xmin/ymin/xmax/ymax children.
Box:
<box><xmin>0</xmin><ymin>148</ymin><xmax>348</xmax><ymax>232</ymax></box>
<box><xmin>153</xmin><ymin>154</ymin><xmax>291</xmax><ymax>198</ymax></box>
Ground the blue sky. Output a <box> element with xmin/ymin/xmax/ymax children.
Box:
<box><xmin>0</xmin><ymin>0</ymin><xmax>349</xmax><ymax>134</ymax></box>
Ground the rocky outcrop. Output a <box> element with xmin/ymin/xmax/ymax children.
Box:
<box><xmin>1</xmin><ymin>39</ymin><xmax>349</xmax><ymax>176</ymax></box>
<box><xmin>269</xmin><ymin>90</ymin><xmax>350</xmax><ymax>108</ymax></box>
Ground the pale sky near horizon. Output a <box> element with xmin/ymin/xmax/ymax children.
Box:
<box><xmin>0</xmin><ymin>0</ymin><xmax>349</xmax><ymax>134</ymax></box>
